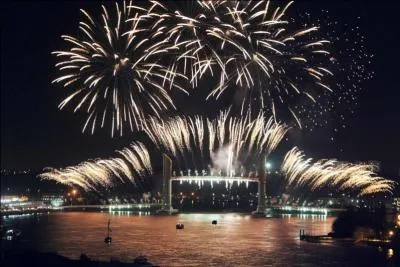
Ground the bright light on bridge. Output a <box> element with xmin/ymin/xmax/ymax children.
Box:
<box><xmin>171</xmin><ymin>176</ymin><xmax>259</xmax><ymax>189</ymax></box>
<box><xmin>265</xmin><ymin>162</ymin><xmax>272</xmax><ymax>170</ymax></box>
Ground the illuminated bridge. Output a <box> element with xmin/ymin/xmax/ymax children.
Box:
<box><xmin>172</xmin><ymin>175</ymin><xmax>259</xmax><ymax>187</ymax></box>
<box><xmin>59</xmin><ymin>203</ymin><xmax>162</xmax><ymax>211</ymax></box>
<box><xmin>158</xmin><ymin>155</ymin><xmax>268</xmax><ymax>216</ymax></box>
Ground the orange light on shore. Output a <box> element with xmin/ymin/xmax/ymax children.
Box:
<box><xmin>387</xmin><ymin>249</ymin><xmax>394</xmax><ymax>258</ymax></box>
<box><xmin>72</xmin><ymin>189</ymin><xmax>77</xmax><ymax>195</ymax></box>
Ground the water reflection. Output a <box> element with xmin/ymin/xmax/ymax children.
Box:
<box><xmin>281</xmin><ymin>213</ymin><xmax>327</xmax><ymax>220</ymax></box>
<box><xmin>108</xmin><ymin>211</ymin><xmax>151</xmax><ymax>216</ymax></box>
<box><xmin>2</xmin><ymin>212</ymin><xmax>387</xmax><ymax>266</ymax></box>
<box><xmin>387</xmin><ymin>248</ymin><xmax>394</xmax><ymax>258</ymax></box>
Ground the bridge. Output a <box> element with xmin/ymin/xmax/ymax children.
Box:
<box><xmin>55</xmin><ymin>155</ymin><xmax>271</xmax><ymax>216</ymax></box>
<box><xmin>172</xmin><ymin>176</ymin><xmax>260</xmax><ymax>186</ymax></box>
<box><xmin>58</xmin><ymin>203</ymin><xmax>162</xmax><ymax>211</ymax></box>
<box><xmin>159</xmin><ymin>155</ymin><xmax>268</xmax><ymax>216</ymax></box>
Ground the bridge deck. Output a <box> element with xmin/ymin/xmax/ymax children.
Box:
<box><xmin>59</xmin><ymin>203</ymin><xmax>162</xmax><ymax>210</ymax></box>
<box><xmin>171</xmin><ymin>176</ymin><xmax>259</xmax><ymax>183</ymax></box>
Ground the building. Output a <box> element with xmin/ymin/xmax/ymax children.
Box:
<box><xmin>393</xmin><ymin>198</ymin><xmax>400</xmax><ymax>212</ymax></box>
<box><xmin>0</xmin><ymin>195</ymin><xmax>45</xmax><ymax>212</ymax></box>
<box><xmin>41</xmin><ymin>194</ymin><xmax>64</xmax><ymax>207</ymax></box>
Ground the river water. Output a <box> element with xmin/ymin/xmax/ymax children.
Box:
<box><xmin>2</xmin><ymin>212</ymin><xmax>389</xmax><ymax>266</ymax></box>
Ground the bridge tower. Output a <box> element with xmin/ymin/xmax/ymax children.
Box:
<box><xmin>252</xmin><ymin>155</ymin><xmax>268</xmax><ymax>217</ymax></box>
<box><xmin>156</xmin><ymin>154</ymin><xmax>178</xmax><ymax>214</ymax></box>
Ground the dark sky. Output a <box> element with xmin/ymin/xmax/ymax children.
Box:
<box><xmin>1</xmin><ymin>1</ymin><xmax>399</xmax><ymax>179</ymax></box>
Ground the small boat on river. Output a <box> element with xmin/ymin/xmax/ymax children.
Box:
<box><xmin>104</xmin><ymin>218</ymin><xmax>112</xmax><ymax>244</ymax></box>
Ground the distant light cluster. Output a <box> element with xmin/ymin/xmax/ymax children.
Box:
<box><xmin>1</xmin><ymin>169</ymin><xmax>31</xmax><ymax>175</ymax></box>
<box><xmin>292</xmin><ymin>10</ymin><xmax>374</xmax><ymax>131</ymax></box>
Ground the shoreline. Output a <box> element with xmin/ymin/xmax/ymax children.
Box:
<box><xmin>2</xmin><ymin>250</ymin><xmax>157</xmax><ymax>267</ymax></box>
<box><xmin>1</xmin><ymin>205</ymin><xmax>345</xmax><ymax>217</ymax></box>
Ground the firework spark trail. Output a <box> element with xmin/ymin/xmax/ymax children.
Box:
<box><xmin>207</xmin><ymin>118</ymin><xmax>216</xmax><ymax>155</ymax></box>
<box><xmin>53</xmin><ymin>1</ymin><xmax>371</xmax><ymax>136</ymax></box>
<box><xmin>39</xmin><ymin>142</ymin><xmax>152</xmax><ymax>191</ymax></box>
<box><xmin>162</xmin><ymin>0</ymin><xmax>333</xmax><ymax>126</ymax></box>
<box><xmin>161</xmin><ymin>1</ymin><xmax>372</xmax><ymax>131</ymax></box>
<box><xmin>359</xmin><ymin>181</ymin><xmax>396</xmax><ymax>196</ymax></box>
<box><xmin>281</xmin><ymin>147</ymin><xmax>396</xmax><ymax>196</ymax></box>
<box><xmin>138</xmin><ymin>1</ymin><xmax>320</xmax><ymax>117</ymax></box>
<box><xmin>144</xmin><ymin>109</ymin><xmax>288</xmax><ymax>175</ymax></box>
<box><xmin>127</xmin><ymin>1</ymin><xmax>226</xmax><ymax>92</ymax></box>
<box><xmin>53</xmin><ymin>1</ymin><xmax>188</xmax><ymax>137</ymax></box>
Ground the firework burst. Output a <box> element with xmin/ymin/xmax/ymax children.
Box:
<box><xmin>162</xmin><ymin>1</ymin><xmax>333</xmax><ymax>125</ymax></box>
<box><xmin>144</xmin><ymin>109</ymin><xmax>288</xmax><ymax>175</ymax></box>
<box><xmin>281</xmin><ymin>147</ymin><xmax>396</xmax><ymax>196</ymax></box>
<box><xmin>52</xmin><ymin>1</ymin><xmax>187</xmax><ymax>137</ymax></box>
<box><xmin>39</xmin><ymin>142</ymin><xmax>152</xmax><ymax>191</ymax></box>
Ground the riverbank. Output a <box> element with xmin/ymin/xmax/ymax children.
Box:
<box><xmin>2</xmin><ymin>250</ymin><xmax>157</xmax><ymax>267</ymax></box>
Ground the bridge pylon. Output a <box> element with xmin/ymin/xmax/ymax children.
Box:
<box><xmin>252</xmin><ymin>155</ymin><xmax>270</xmax><ymax>217</ymax></box>
<box><xmin>156</xmin><ymin>154</ymin><xmax>178</xmax><ymax>215</ymax></box>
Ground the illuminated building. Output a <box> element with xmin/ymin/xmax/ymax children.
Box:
<box><xmin>41</xmin><ymin>194</ymin><xmax>64</xmax><ymax>207</ymax></box>
<box><xmin>393</xmin><ymin>198</ymin><xmax>400</xmax><ymax>211</ymax></box>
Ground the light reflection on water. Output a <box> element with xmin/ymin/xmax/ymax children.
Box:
<box><xmin>2</xmin><ymin>212</ymin><xmax>386</xmax><ymax>266</ymax></box>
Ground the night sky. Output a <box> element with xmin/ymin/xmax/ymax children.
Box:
<box><xmin>1</xmin><ymin>1</ymin><xmax>399</xmax><ymax>180</ymax></box>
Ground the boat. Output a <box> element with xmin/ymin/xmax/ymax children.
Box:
<box><xmin>104</xmin><ymin>236</ymin><xmax>112</xmax><ymax>244</ymax></box>
<box><xmin>176</xmin><ymin>223</ymin><xmax>184</xmax><ymax>230</ymax></box>
<box><xmin>4</xmin><ymin>229</ymin><xmax>22</xmax><ymax>241</ymax></box>
<box><xmin>212</xmin><ymin>220</ymin><xmax>217</xmax><ymax>225</ymax></box>
<box><xmin>299</xmin><ymin>230</ymin><xmax>355</xmax><ymax>244</ymax></box>
<box><xmin>302</xmin><ymin>234</ymin><xmax>354</xmax><ymax>244</ymax></box>
<box><xmin>134</xmin><ymin>255</ymin><xmax>149</xmax><ymax>264</ymax></box>
<box><xmin>104</xmin><ymin>218</ymin><xmax>112</xmax><ymax>244</ymax></box>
